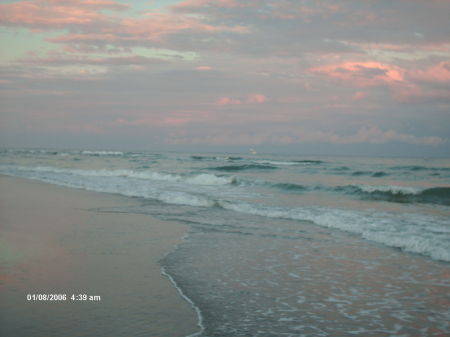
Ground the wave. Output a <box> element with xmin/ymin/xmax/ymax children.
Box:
<box><xmin>372</xmin><ymin>171</ymin><xmax>388</xmax><ymax>177</ymax></box>
<box><xmin>351</xmin><ymin>171</ymin><xmax>370</xmax><ymax>176</ymax></box>
<box><xmin>158</xmin><ymin>191</ymin><xmax>218</xmax><ymax>207</ymax></box>
<box><xmin>390</xmin><ymin>165</ymin><xmax>450</xmax><ymax>172</ymax></box>
<box><xmin>253</xmin><ymin>160</ymin><xmax>298</xmax><ymax>166</ymax></box>
<box><xmin>272</xmin><ymin>183</ymin><xmax>309</xmax><ymax>192</ymax></box>
<box><xmin>80</xmin><ymin>150</ymin><xmax>124</xmax><ymax>156</ymax></box>
<box><xmin>209</xmin><ymin>164</ymin><xmax>277</xmax><ymax>172</ymax></box>
<box><xmin>332</xmin><ymin>166</ymin><xmax>350</xmax><ymax>171</ymax></box>
<box><xmin>191</xmin><ymin>155</ymin><xmax>242</xmax><ymax>161</ymax></box>
<box><xmin>339</xmin><ymin>185</ymin><xmax>450</xmax><ymax>205</ymax></box>
<box><xmin>3</xmin><ymin>149</ymin><xmax>127</xmax><ymax>157</ymax></box>
<box><xmin>191</xmin><ymin>155</ymin><xmax>209</xmax><ymax>160</ymax></box>
<box><xmin>293</xmin><ymin>160</ymin><xmax>324</xmax><ymax>164</ymax></box>
<box><xmin>3</xmin><ymin>149</ymin><xmax>60</xmax><ymax>155</ymax></box>
<box><xmin>0</xmin><ymin>165</ymin><xmax>225</xmax><ymax>208</ymax></box>
<box><xmin>220</xmin><ymin>202</ymin><xmax>450</xmax><ymax>262</ymax></box>
<box><xmin>252</xmin><ymin>159</ymin><xmax>325</xmax><ymax>166</ymax></box>
<box><xmin>351</xmin><ymin>171</ymin><xmax>389</xmax><ymax>177</ymax></box>
<box><xmin>0</xmin><ymin>165</ymin><xmax>237</xmax><ymax>186</ymax></box>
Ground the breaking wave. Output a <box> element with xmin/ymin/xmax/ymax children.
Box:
<box><xmin>0</xmin><ymin>165</ymin><xmax>237</xmax><ymax>186</ymax></box>
<box><xmin>339</xmin><ymin>185</ymin><xmax>450</xmax><ymax>205</ymax></box>
<box><xmin>191</xmin><ymin>155</ymin><xmax>242</xmax><ymax>161</ymax></box>
<box><xmin>209</xmin><ymin>164</ymin><xmax>277</xmax><ymax>172</ymax></box>
<box><xmin>220</xmin><ymin>202</ymin><xmax>450</xmax><ymax>262</ymax></box>
<box><xmin>80</xmin><ymin>150</ymin><xmax>125</xmax><ymax>156</ymax></box>
<box><xmin>293</xmin><ymin>160</ymin><xmax>325</xmax><ymax>164</ymax></box>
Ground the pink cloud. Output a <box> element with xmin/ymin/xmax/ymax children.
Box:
<box><xmin>0</xmin><ymin>0</ymin><xmax>125</xmax><ymax>29</ymax></box>
<box><xmin>390</xmin><ymin>81</ymin><xmax>450</xmax><ymax>103</ymax></box>
<box><xmin>0</xmin><ymin>0</ymin><xmax>249</xmax><ymax>50</ymax></box>
<box><xmin>216</xmin><ymin>97</ymin><xmax>242</xmax><ymax>105</ymax></box>
<box><xmin>408</xmin><ymin>61</ymin><xmax>450</xmax><ymax>84</ymax></box>
<box><xmin>216</xmin><ymin>93</ymin><xmax>267</xmax><ymax>105</ymax></box>
<box><xmin>310</xmin><ymin>61</ymin><xmax>404</xmax><ymax>87</ymax></box>
<box><xmin>391</xmin><ymin>62</ymin><xmax>450</xmax><ymax>103</ymax></box>
<box><xmin>195</xmin><ymin>66</ymin><xmax>213</xmax><ymax>71</ymax></box>
<box><xmin>311</xmin><ymin>60</ymin><xmax>450</xmax><ymax>103</ymax></box>
<box><xmin>46</xmin><ymin>14</ymin><xmax>248</xmax><ymax>48</ymax></box>
<box><xmin>352</xmin><ymin>91</ymin><xmax>368</xmax><ymax>101</ymax></box>
<box><xmin>246</xmin><ymin>93</ymin><xmax>267</xmax><ymax>104</ymax></box>
<box><xmin>117</xmin><ymin>13</ymin><xmax>248</xmax><ymax>43</ymax></box>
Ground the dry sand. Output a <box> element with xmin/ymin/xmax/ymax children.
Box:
<box><xmin>0</xmin><ymin>175</ymin><xmax>199</xmax><ymax>337</ymax></box>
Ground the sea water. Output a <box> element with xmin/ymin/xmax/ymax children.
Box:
<box><xmin>1</xmin><ymin>149</ymin><xmax>449</xmax><ymax>336</ymax></box>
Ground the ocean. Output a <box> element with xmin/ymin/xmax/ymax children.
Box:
<box><xmin>1</xmin><ymin>148</ymin><xmax>449</xmax><ymax>336</ymax></box>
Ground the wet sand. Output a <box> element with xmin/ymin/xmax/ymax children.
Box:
<box><xmin>0</xmin><ymin>175</ymin><xmax>199</xmax><ymax>337</ymax></box>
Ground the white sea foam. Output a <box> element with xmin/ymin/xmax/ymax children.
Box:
<box><xmin>161</xmin><ymin>267</ymin><xmax>205</xmax><ymax>337</ymax></box>
<box><xmin>253</xmin><ymin>160</ymin><xmax>298</xmax><ymax>166</ymax></box>
<box><xmin>357</xmin><ymin>184</ymin><xmax>423</xmax><ymax>195</ymax></box>
<box><xmin>159</xmin><ymin>191</ymin><xmax>217</xmax><ymax>207</ymax></box>
<box><xmin>184</xmin><ymin>173</ymin><xmax>236</xmax><ymax>185</ymax></box>
<box><xmin>80</xmin><ymin>150</ymin><xmax>124</xmax><ymax>156</ymax></box>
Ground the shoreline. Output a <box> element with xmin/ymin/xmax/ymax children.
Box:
<box><xmin>0</xmin><ymin>175</ymin><xmax>200</xmax><ymax>337</ymax></box>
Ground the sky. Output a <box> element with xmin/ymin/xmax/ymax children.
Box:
<box><xmin>0</xmin><ymin>0</ymin><xmax>449</xmax><ymax>156</ymax></box>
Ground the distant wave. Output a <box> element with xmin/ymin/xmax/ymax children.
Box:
<box><xmin>3</xmin><ymin>149</ymin><xmax>126</xmax><ymax>157</ymax></box>
<box><xmin>339</xmin><ymin>185</ymin><xmax>450</xmax><ymax>205</ymax></box>
<box><xmin>351</xmin><ymin>171</ymin><xmax>370</xmax><ymax>176</ymax></box>
<box><xmin>2</xmin><ymin>149</ymin><xmax>60</xmax><ymax>155</ymax></box>
<box><xmin>192</xmin><ymin>157</ymin><xmax>325</xmax><ymax>167</ymax></box>
<box><xmin>272</xmin><ymin>183</ymin><xmax>309</xmax><ymax>192</ymax></box>
<box><xmin>253</xmin><ymin>159</ymin><xmax>325</xmax><ymax>166</ymax></box>
<box><xmin>332</xmin><ymin>166</ymin><xmax>351</xmax><ymax>171</ymax></box>
<box><xmin>293</xmin><ymin>160</ymin><xmax>325</xmax><ymax>164</ymax></box>
<box><xmin>372</xmin><ymin>171</ymin><xmax>389</xmax><ymax>177</ymax></box>
<box><xmin>80</xmin><ymin>150</ymin><xmax>124</xmax><ymax>156</ymax></box>
<box><xmin>253</xmin><ymin>160</ymin><xmax>299</xmax><ymax>166</ymax></box>
<box><xmin>209</xmin><ymin>164</ymin><xmax>277</xmax><ymax>172</ymax></box>
<box><xmin>351</xmin><ymin>171</ymin><xmax>389</xmax><ymax>177</ymax></box>
<box><xmin>191</xmin><ymin>155</ymin><xmax>209</xmax><ymax>160</ymax></box>
<box><xmin>390</xmin><ymin>165</ymin><xmax>450</xmax><ymax>172</ymax></box>
<box><xmin>191</xmin><ymin>155</ymin><xmax>242</xmax><ymax>161</ymax></box>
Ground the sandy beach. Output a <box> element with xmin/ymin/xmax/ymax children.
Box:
<box><xmin>0</xmin><ymin>175</ymin><xmax>199</xmax><ymax>337</ymax></box>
